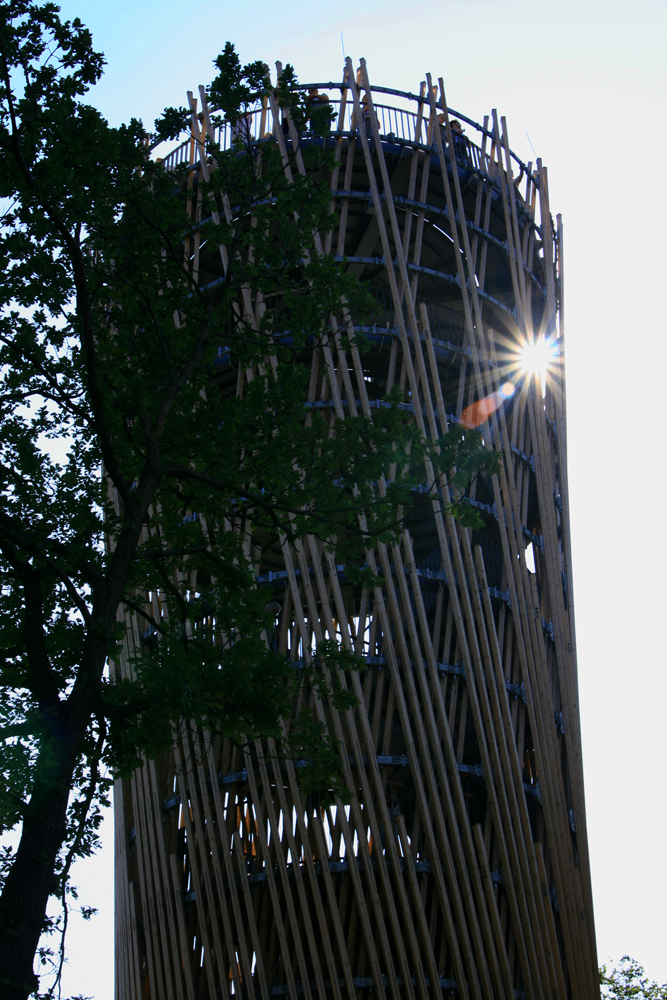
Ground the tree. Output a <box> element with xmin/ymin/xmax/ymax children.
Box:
<box><xmin>600</xmin><ymin>958</ymin><xmax>667</xmax><ymax>1000</ymax></box>
<box><xmin>0</xmin><ymin>4</ymin><xmax>497</xmax><ymax>997</ymax></box>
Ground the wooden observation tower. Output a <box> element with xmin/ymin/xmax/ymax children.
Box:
<box><xmin>113</xmin><ymin>59</ymin><xmax>598</xmax><ymax>1000</ymax></box>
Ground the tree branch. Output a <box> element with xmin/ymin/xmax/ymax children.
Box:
<box><xmin>120</xmin><ymin>597</ymin><xmax>168</xmax><ymax>636</ymax></box>
<box><xmin>54</xmin><ymin>716</ymin><xmax>107</xmax><ymax>997</ymax></box>
<box><xmin>0</xmin><ymin>29</ymin><xmax>132</xmax><ymax>512</ymax></box>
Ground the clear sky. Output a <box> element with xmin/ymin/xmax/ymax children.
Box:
<box><xmin>49</xmin><ymin>1</ymin><xmax>667</xmax><ymax>997</ymax></box>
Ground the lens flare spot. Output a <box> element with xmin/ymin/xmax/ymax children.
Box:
<box><xmin>461</xmin><ymin>384</ymin><xmax>514</xmax><ymax>427</ymax></box>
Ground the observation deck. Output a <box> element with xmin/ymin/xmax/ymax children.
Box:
<box><xmin>160</xmin><ymin>80</ymin><xmax>553</xmax><ymax>381</ymax></box>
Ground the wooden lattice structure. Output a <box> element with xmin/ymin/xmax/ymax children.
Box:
<box><xmin>113</xmin><ymin>60</ymin><xmax>598</xmax><ymax>1000</ymax></box>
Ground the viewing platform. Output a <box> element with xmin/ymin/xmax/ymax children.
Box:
<box><xmin>160</xmin><ymin>81</ymin><xmax>536</xmax><ymax>198</ymax></box>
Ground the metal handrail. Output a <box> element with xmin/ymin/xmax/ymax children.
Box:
<box><xmin>158</xmin><ymin>85</ymin><xmax>533</xmax><ymax>186</ymax></box>
<box><xmin>297</xmin><ymin>80</ymin><xmax>534</xmax><ymax>182</ymax></box>
<box><xmin>162</xmin><ymin>103</ymin><xmax>486</xmax><ymax>177</ymax></box>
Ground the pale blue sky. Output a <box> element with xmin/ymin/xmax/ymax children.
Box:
<box><xmin>47</xmin><ymin>1</ymin><xmax>667</xmax><ymax>996</ymax></box>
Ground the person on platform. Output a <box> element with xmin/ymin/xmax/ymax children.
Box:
<box><xmin>305</xmin><ymin>87</ymin><xmax>332</xmax><ymax>133</ymax></box>
<box><xmin>306</xmin><ymin>86</ymin><xmax>330</xmax><ymax>109</ymax></box>
<box><xmin>360</xmin><ymin>93</ymin><xmax>375</xmax><ymax>135</ymax></box>
<box><xmin>439</xmin><ymin>116</ymin><xmax>470</xmax><ymax>165</ymax></box>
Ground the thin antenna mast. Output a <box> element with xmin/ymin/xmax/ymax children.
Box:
<box><xmin>525</xmin><ymin>130</ymin><xmax>538</xmax><ymax>159</ymax></box>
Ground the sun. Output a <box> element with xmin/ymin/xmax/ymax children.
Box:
<box><xmin>517</xmin><ymin>335</ymin><xmax>558</xmax><ymax>397</ymax></box>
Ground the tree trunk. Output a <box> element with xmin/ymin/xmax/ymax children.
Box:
<box><xmin>0</xmin><ymin>511</ymin><xmax>147</xmax><ymax>998</ymax></box>
<box><xmin>0</xmin><ymin>712</ymin><xmax>88</xmax><ymax>1000</ymax></box>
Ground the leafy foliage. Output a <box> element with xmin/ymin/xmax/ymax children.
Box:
<box><xmin>600</xmin><ymin>958</ymin><xmax>667</xmax><ymax>1000</ymax></box>
<box><xmin>0</xmin><ymin>4</ymin><xmax>498</xmax><ymax>997</ymax></box>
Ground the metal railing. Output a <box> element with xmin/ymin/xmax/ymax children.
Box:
<box><xmin>222</xmin><ymin>287</ymin><xmax>466</xmax><ymax>347</ymax></box>
<box><xmin>161</xmin><ymin>104</ymin><xmax>481</xmax><ymax>174</ymax></box>
<box><xmin>159</xmin><ymin>82</ymin><xmax>531</xmax><ymax>186</ymax></box>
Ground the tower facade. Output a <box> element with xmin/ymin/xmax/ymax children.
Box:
<box><xmin>114</xmin><ymin>61</ymin><xmax>598</xmax><ymax>1000</ymax></box>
